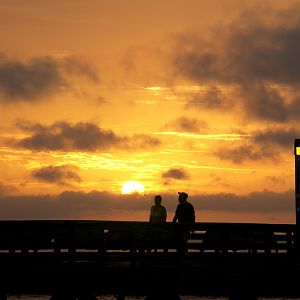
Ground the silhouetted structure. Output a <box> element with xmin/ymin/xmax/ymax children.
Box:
<box><xmin>0</xmin><ymin>220</ymin><xmax>297</xmax><ymax>300</ymax></box>
<box><xmin>295</xmin><ymin>139</ymin><xmax>300</xmax><ymax>245</ymax></box>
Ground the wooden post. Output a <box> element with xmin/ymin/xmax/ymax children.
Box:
<box><xmin>295</xmin><ymin>139</ymin><xmax>300</xmax><ymax>249</ymax></box>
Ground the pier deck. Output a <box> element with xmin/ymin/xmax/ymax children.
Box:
<box><xmin>0</xmin><ymin>221</ymin><xmax>298</xmax><ymax>299</ymax></box>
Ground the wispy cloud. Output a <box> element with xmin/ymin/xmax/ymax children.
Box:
<box><xmin>163</xmin><ymin>117</ymin><xmax>208</xmax><ymax>133</ymax></box>
<box><xmin>214</xmin><ymin>127</ymin><xmax>300</xmax><ymax>164</ymax></box>
<box><xmin>154</xmin><ymin>131</ymin><xmax>249</xmax><ymax>141</ymax></box>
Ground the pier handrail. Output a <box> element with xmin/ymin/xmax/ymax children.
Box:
<box><xmin>0</xmin><ymin>220</ymin><xmax>295</xmax><ymax>254</ymax></box>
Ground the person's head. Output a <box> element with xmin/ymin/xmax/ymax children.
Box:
<box><xmin>178</xmin><ymin>192</ymin><xmax>188</xmax><ymax>204</ymax></box>
<box><xmin>154</xmin><ymin>195</ymin><xmax>162</xmax><ymax>206</ymax></box>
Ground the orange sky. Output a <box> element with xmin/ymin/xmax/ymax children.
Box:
<box><xmin>0</xmin><ymin>0</ymin><xmax>299</xmax><ymax>223</ymax></box>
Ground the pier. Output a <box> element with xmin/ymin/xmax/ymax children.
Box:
<box><xmin>1</xmin><ymin>140</ymin><xmax>300</xmax><ymax>299</ymax></box>
<box><xmin>0</xmin><ymin>220</ymin><xmax>297</xmax><ymax>299</ymax></box>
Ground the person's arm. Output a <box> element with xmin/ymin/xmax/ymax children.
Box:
<box><xmin>192</xmin><ymin>211</ymin><xmax>195</xmax><ymax>223</ymax></box>
<box><xmin>172</xmin><ymin>206</ymin><xmax>178</xmax><ymax>222</ymax></box>
<box><xmin>149</xmin><ymin>206</ymin><xmax>154</xmax><ymax>222</ymax></box>
<box><xmin>191</xmin><ymin>204</ymin><xmax>195</xmax><ymax>223</ymax></box>
<box><xmin>162</xmin><ymin>206</ymin><xmax>167</xmax><ymax>222</ymax></box>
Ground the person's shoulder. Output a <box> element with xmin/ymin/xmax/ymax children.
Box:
<box><xmin>175</xmin><ymin>203</ymin><xmax>182</xmax><ymax>211</ymax></box>
<box><xmin>187</xmin><ymin>202</ymin><xmax>194</xmax><ymax>208</ymax></box>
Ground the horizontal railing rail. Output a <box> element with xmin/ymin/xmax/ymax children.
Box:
<box><xmin>0</xmin><ymin>221</ymin><xmax>295</xmax><ymax>254</ymax></box>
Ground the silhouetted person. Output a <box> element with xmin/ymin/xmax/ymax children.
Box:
<box><xmin>149</xmin><ymin>195</ymin><xmax>167</xmax><ymax>223</ymax></box>
<box><xmin>172</xmin><ymin>192</ymin><xmax>195</xmax><ymax>223</ymax></box>
<box><xmin>172</xmin><ymin>192</ymin><xmax>195</xmax><ymax>254</ymax></box>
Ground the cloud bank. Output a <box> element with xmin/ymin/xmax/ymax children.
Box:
<box><xmin>0</xmin><ymin>189</ymin><xmax>293</xmax><ymax>220</ymax></box>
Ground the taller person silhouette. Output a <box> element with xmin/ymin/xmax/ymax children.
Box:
<box><xmin>172</xmin><ymin>192</ymin><xmax>195</xmax><ymax>223</ymax></box>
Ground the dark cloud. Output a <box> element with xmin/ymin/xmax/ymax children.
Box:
<box><xmin>253</xmin><ymin>127</ymin><xmax>300</xmax><ymax>149</ymax></box>
<box><xmin>0</xmin><ymin>55</ymin><xmax>98</xmax><ymax>102</ymax></box>
<box><xmin>32</xmin><ymin>165</ymin><xmax>81</xmax><ymax>186</ymax></box>
<box><xmin>214</xmin><ymin>126</ymin><xmax>300</xmax><ymax>164</ymax></box>
<box><xmin>174</xmin><ymin>13</ymin><xmax>300</xmax><ymax>84</ymax></box>
<box><xmin>13</xmin><ymin>120</ymin><xmax>161</xmax><ymax>152</ymax></box>
<box><xmin>0</xmin><ymin>189</ymin><xmax>293</xmax><ymax>220</ymax></box>
<box><xmin>186</xmin><ymin>87</ymin><xmax>226</xmax><ymax>110</ymax></box>
<box><xmin>225</xmin><ymin>16</ymin><xmax>300</xmax><ymax>85</ymax></box>
<box><xmin>162</xmin><ymin>168</ymin><xmax>190</xmax><ymax>180</ymax></box>
<box><xmin>173</xmin><ymin>9</ymin><xmax>300</xmax><ymax>122</ymax></box>
<box><xmin>164</xmin><ymin>117</ymin><xmax>207</xmax><ymax>133</ymax></box>
<box><xmin>16</xmin><ymin>121</ymin><xmax>119</xmax><ymax>151</ymax></box>
<box><xmin>215</xmin><ymin>144</ymin><xmax>278</xmax><ymax>164</ymax></box>
<box><xmin>239</xmin><ymin>84</ymin><xmax>287</xmax><ymax>122</ymax></box>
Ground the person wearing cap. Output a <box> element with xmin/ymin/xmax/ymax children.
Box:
<box><xmin>172</xmin><ymin>192</ymin><xmax>195</xmax><ymax>223</ymax></box>
<box><xmin>149</xmin><ymin>195</ymin><xmax>167</xmax><ymax>223</ymax></box>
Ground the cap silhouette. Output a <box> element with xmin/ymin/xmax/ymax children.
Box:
<box><xmin>178</xmin><ymin>192</ymin><xmax>188</xmax><ymax>199</ymax></box>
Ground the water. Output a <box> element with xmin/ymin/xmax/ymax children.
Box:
<box><xmin>7</xmin><ymin>296</ymin><xmax>300</xmax><ymax>300</ymax></box>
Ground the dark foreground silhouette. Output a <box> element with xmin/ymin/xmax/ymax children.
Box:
<box><xmin>0</xmin><ymin>220</ymin><xmax>297</xmax><ymax>300</ymax></box>
<box><xmin>173</xmin><ymin>192</ymin><xmax>195</xmax><ymax>224</ymax></box>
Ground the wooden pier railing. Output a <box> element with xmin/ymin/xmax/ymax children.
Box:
<box><xmin>0</xmin><ymin>221</ymin><xmax>297</xmax><ymax>299</ymax></box>
<box><xmin>0</xmin><ymin>221</ymin><xmax>295</xmax><ymax>253</ymax></box>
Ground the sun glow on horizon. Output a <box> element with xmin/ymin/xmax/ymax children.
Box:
<box><xmin>121</xmin><ymin>181</ymin><xmax>145</xmax><ymax>195</ymax></box>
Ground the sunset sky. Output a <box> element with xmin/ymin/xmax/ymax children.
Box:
<box><xmin>0</xmin><ymin>0</ymin><xmax>299</xmax><ymax>223</ymax></box>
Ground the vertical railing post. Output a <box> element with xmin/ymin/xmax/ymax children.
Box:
<box><xmin>294</xmin><ymin>139</ymin><xmax>300</xmax><ymax>249</ymax></box>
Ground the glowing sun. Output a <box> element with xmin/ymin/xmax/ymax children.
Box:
<box><xmin>121</xmin><ymin>181</ymin><xmax>145</xmax><ymax>195</ymax></box>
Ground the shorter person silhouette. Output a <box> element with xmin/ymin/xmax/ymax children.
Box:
<box><xmin>149</xmin><ymin>195</ymin><xmax>167</xmax><ymax>223</ymax></box>
<box><xmin>148</xmin><ymin>195</ymin><xmax>167</xmax><ymax>253</ymax></box>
